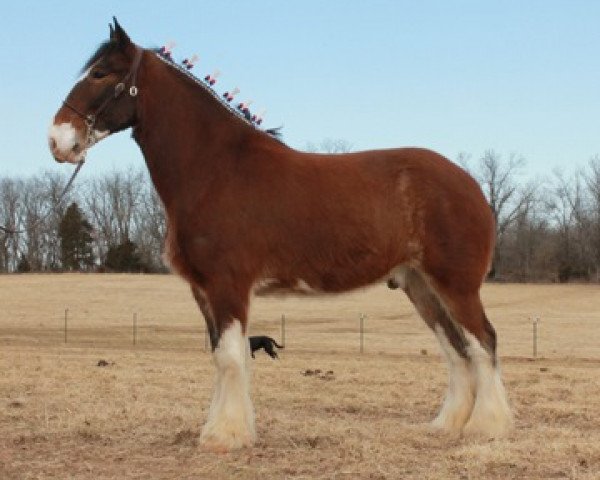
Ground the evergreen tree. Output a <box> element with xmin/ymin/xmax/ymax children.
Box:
<box><xmin>17</xmin><ymin>256</ymin><xmax>31</xmax><ymax>273</ymax></box>
<box><xmin>105</xmin><ymin>238</ymin><xmax>146</xmax><ymax>272</ymax></box>
<box><xmin>59</xmin><ymin>202</ymin><xmax>95</xmax><ymax>271</ymax></box>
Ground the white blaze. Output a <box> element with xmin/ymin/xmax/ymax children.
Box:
<box><xmin>76</xmin><ymin>67</ymin><xmax>92</xmax><ymax>84</ymax></box>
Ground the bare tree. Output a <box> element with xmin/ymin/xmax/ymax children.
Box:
<box><xmin>0</xmin><ymin>178</ymin><xmax>24</xmax><ymax>272</ymax></box>
<box><xmin>20</xmin><ymin>176</ymin><xmax>47</xmax><ymax>270</ymax></box>
<box><xmin>44</xmin><ymin>172</ymin><xmax>76</xmax><ymax>270</ymax></box>
<box><xmin>503</xmin><ymin>191</ymin><xmax>550</xmax><ymax>280</ymax></box>
<box><xmin>582</xmin><ymin>156</ymin><xmax>600</xmax><ymax>278</ymax></box>
<box><xmin>83</xmin><ymin>167</ymin><xmax>145</xmax><ymax>264</ymax></box>
<box><xmin>134</xmin><ymin>182</ymin><xmax>167</xmax><ymax>271</ymax></box>
<box><xmin>546</xmin><ymin>169</ymin><xmax>591</xmax><ymax>281</ymax></box>
<box><xmin>462</xmin><ymin>150</ymin><xmax>537</xmax><ymax>277</ymax></box>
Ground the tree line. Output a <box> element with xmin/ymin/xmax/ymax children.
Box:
<box><xmin>1</xmin><ymin>148</ymin><xmax>600</xmax><ymax>282</ymax></box>
<box><xmin>0</xmin><ymin>168</ymin><xmax>166</xmax><ymax>273</ymax></box>
<box><xmin>461</xmin><ymin>150</ymin><xmax>600</xmax><ymax>282</ymax></box>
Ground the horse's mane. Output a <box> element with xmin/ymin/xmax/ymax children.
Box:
<box><xmin>151</xmin><ymin>48</ymin><xmax>284</xmax><ymax>142</ymax></box>
<box><xmin>79</xmin><ymin>42</ymin><xmax>283</xmax><ymax>142</ymax></box>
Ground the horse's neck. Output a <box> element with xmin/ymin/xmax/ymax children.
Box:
<box><xmin>132</xmin><ymin>53</ymin><xmax>251</xmax><ymax>210</ymax></box>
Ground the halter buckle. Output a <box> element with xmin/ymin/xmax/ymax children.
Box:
<box><xmin>85</xmin><ymin>115</ymin><xmax>95</xmax><ymax>128</ymax></box>
<box><xmin>129</xmin><ymin>86</ymin><xmax>138</xmax><ymax>97</ymax></box>
<box><xmin>114</xmin><ymin>82</ymin><xmax>125</xmax><ymax>97</ymax></box>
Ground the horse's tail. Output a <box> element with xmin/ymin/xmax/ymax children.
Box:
<box><xmin>269</xmin><ymin>337</ymin><xmax>284</xmax><ymax>349</ymax></box>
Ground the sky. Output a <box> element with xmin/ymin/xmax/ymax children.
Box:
<box><xmin>1</xmin><ymin>1</ymin><xmax>599</xmax><ymax>182</ymax></box>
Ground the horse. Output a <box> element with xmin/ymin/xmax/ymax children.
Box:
<box><xmin>48</xmin><ymin>19</ymin><xmax>512</xmax><ymax>452</ymax></box>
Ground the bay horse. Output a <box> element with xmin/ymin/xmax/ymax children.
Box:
<box><xmin>48</xmin><ymin>19</ymin><xmax>512</xmax><ymax>451</ymax></box>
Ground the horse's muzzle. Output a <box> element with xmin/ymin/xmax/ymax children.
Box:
<box><xmin>48</xmin><ymin>123</ymin><xmax>86</xmax><ymax>164</ymax></box>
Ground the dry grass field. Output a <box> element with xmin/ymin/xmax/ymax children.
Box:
<box><xmin>1</xmin><ymin>274</ymin><xmax>600</xmax><ymax>479</ymax></box>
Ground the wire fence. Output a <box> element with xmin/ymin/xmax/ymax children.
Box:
<box><xmin>2</xmin><ymin>307</ymin><xmax>598</xmax><ymax>361</ymax></box>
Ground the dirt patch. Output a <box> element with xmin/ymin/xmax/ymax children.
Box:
<box><xmin>97</xmin><ymin>359</ymin><xmax>115</xmax><ymax>367</ymax></box>
<box><xmin>172</xmin><ymin>429</ymin><xmax>198</xmax><ymax>446</ymax></box>
<box><xmin>302</xmin><ymin>368</ymin><xmax>335</xmax><ymax>380</ymax></box>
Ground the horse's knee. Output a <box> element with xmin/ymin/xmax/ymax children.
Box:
<box><xmin>214</xmin><ymin>320</ymin><xmax>247</xmax><ymax>370</ymax></box>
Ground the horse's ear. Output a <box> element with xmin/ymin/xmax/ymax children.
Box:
<box><xmin>111</xmin><ymin>17</ymin><xmax>131</xmax><ymax>48</ymax></box>
<box><xmin>109</xmin><ymin>23</ymin><xmax>114</xmax><ymax>38</ymax></box>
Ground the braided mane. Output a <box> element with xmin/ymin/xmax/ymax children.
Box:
<box><xmin>152</xmin><ymin>48</ymin><xmax>282</xmax><ymax>140</ymax></box>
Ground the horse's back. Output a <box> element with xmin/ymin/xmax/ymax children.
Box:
<box><xmin>298</xmin><ymin>146</ymin><xmax>493</xmax><ymax>250</ymax></box>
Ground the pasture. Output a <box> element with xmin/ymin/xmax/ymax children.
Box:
<box><xmin>1</xmin><ymin>274</ymin><xmax>599</xmax><ymax>479</ymax></box>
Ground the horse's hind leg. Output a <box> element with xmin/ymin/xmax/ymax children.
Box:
<box><xmin>400</xmin><ymin>268</ymin><xmax>475</xmax><ymax>434</ymax></box>
<box><xmin>441</xmin><ymin>292</ymin><xmax>513</xmax><ymax>437</ymax></box>
<box><xmin>420</xmin><ymin>274</ymin><xmax>512</xmax><ymax>437</ymax></box>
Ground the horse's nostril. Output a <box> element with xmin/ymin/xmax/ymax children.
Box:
<box><xmin>49</xmin><ymin>138</ymin><xmax>57</xmax><ymax>151</ymax></box>
<box><xmin>72</xmin><ymin>143</ymin><xmax>81</xmax><ymax>154</ymax></box>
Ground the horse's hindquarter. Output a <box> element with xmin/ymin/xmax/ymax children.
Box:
<box><xmin>391</xmin><ymin>149</ymin><xmax>495</xmax><ymax>291</ymax></box>
<box><xmin>374</xmin><ymin>147</ymin><xmax>495</xmax><ymax>292</ymax></box>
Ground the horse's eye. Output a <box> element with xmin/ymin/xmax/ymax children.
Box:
<box><xmin>91</xmin><ymin>69</ymin><xmax>107</xmax><ymax>79</ymax></box>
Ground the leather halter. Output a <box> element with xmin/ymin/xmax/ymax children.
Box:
<box><xmin>62</xmin><ymin>45</ymin><xmax>144</xmax><ymax>147</ymax></box>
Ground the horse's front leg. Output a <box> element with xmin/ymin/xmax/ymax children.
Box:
<box><xmin>191</xmin><ymin>286</ymin><xmax>255</xmax><ymax>452</ymax></box>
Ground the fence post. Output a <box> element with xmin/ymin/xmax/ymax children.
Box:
<box><xmin>133</xmin><ymin>313</ymin><xmax>137</xmax><ymax>346</ymax></box>
<box><xmin>532</xmin><ymin>316</ymin><xmax>539</xmax><ymax>358</ymax></box>
<box><xmin>281</xmin><ymin>314</ymin><xmax>286</xmax><ymax>347</ymax></box>
<box><xmin>359</xmin><ymin>313</ymin><xmax>365</xmax><ymax>354</ymax></box>
<box><xmin>64</xmin><ymin>308</ymin><xmax>68</xmax><ymax>344</ymax></box>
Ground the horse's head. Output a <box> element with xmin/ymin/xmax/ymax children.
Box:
<box><xmin>48</xmin><ymin>18</ymin><xmax>142</xmax><ymax>163</ymax></box>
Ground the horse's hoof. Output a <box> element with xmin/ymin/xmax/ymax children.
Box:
<box><xmin>200</xmin><ymin>439</ymin><xmax>233</xmax><ymax>454</ymax></box>
<box><xmin>462</xmin><ymin>415</ymin><xmax>512</xmax><ymax>439</ymax></box>
<box><xmin>429</xmin><ymin>419</ymin><xmax>462</xmax><ymax>438</ymax></box>
<box><xmin>199</xmin><ymin>429</ymin><xmax>255</xmax><ymax>453</ymax></box>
